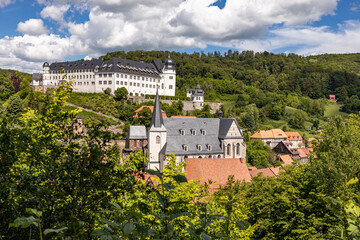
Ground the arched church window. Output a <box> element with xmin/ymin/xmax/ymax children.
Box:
<box><xmin>236</xmin><ymin>143</ymin><xmax>241</xmax><ymax>155</ymax></box>
<box><xmin>227</xmin><ymin>144</ymin><xmax>231</xmax><ymax>156</ymax></box>
<box><xmin>156</xmin><ymin>136</ymin><xmax>160</xmax><ymax>144</ymax></box>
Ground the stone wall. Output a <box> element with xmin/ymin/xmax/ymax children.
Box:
<box><xmin>129</xmin><ymin>96</ymin><xmax>222</xmax><ymax>114</ymax></box>
<box><xmin>31</xmin><ymin>85</ymin><xmax>58</xmax><ymax>93</ymax></box>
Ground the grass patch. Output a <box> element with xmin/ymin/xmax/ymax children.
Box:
<box><xmin>68</xmin><ymin>92</ymin><xmax>120</xmax><ymax>118</ymax></box>
<box><xmin>324</xmin><ymin>104</ymin><xmax>348</xmax><ymax>118</ymax></box>
<box><xmin>64</xmin><ymin>105</ymin><xmax>119</xmax><ymax>125</ymax></box>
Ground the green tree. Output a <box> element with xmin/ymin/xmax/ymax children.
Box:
<box><xmin>5</xmin><ymin>94</ymin><xmax>24</xmax><ymax>119</ymax></box>
<box><xmin>0</xmin><ymin>75</ymin><xmax>15</xmax><ymax>100</ymax></box>
<box><xmin>114</xmin><ymin>87</ymin><xmax>128</xmax><ymax>101</ymax></box>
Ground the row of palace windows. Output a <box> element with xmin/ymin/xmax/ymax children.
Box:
<box><xmin>50</xmin><ymin>69</ymin><xmax>94</xmax><ymax>74</ymax></box>
<box><xmin>182</xmin><ymin>144</ymin><xmax>212</xmax><ymax>152</ymax></box>
<box><xmin>101</xmin><ymin>73</ymin><xmax>158</xmax><ymax>82</ymax></box>
<box><xmin>73</xmin><ymin>81</ymin><xmax>95</xmax><ymax>86</ymax></box>
<box><xmin>180</xmin><ymin>129</ymin><xmax>206</xmax><ymax>136</ymax></box>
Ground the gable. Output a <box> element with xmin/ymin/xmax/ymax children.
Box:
<box><xmin>225</xmin><ymin>121</ymin><xmax>242</xmax><ymax>138</ymax></box>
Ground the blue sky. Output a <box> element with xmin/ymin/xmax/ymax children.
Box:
<box><xmin>0</xmin><ymin>0</ymin><xmax>359</xmax><ymax>72</ymax></box>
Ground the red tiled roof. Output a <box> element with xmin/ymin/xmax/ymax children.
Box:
<box><xmin>185</xmin><ymin>158</ymin><xmax>252</xmax><ymax>188</ymax></box>
<box><xmin>133</xmin><ymin>106</ymin><xmax>167</xmax><ymax>118</ymax></box>
<box><xmin>279</xmin><ymin>154</ymin><xmax>293</xmax><ymax>165</ymax></box>
<box><xmin>297</xmin><ymin>148</ymin><xmax>310</xmax><ymax>158</ymax></box>
<box><xmin>251</xmin><ymin>129</ymin><xmax>287</xmax><ymax>139</ymax></box>
<box><xmin>285</xmin><ymin>131</ymin><xmax>303</xmax><ymax>141</ymax></box>
<box><xmin>249</xmin><ymin>167</ymin><xmax>281</xmax><ymax>178</ymax></box>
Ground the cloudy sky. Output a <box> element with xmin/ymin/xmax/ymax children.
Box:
<box><xmin>0</xmin><ymin>0</ymin><xmax>359</xmax><ymax>73</ymax></box>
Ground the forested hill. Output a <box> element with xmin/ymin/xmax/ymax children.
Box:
<box><xmin>100</xmin><ymin>51</ymin><xmax>360</xmax><ymax>101</ymax></box>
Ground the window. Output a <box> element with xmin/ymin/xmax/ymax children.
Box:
<box><xmin>169</xmin><ymin>85</ymin><xmax>173</xmax><ymax>89</ymax></box>
<box><xmin>109</xmin><ymin>81</ymin><xmax>112</xmax><ymax>84</ymax></box>
<box><xmin>142</xmin><ymin>77</ymin><xmax>144</xmax><ymax>80</ymax></box>
<box><xmin>99</xmin><ymin>74</ymin><xmax>102</xmax><ymax>78</ymax></box>
<box><xmin>146</xmin><ymin>84</ymin><xmax>148</xmax><ymax>88</ymax></box>
<box><xmin>109</xmin><ymin>74</ymin><xmax>112</xmax><ymax>77</ymax></box>
<box><xmin>180</xmin><ymin>129</ymin><xmax>185</xmax><ymax>136</ymax></box>
<box><xmin>125</xmin><ymin>82</ymin><xmax>127</xmax><ymax>85</ymax></box>
<box><xmin>183</xmin><ymin>145</ymin><xmax>188</xmax><ymax>151</ymax></box>
<box><xmin>162</xmin><ymin>83</ymin><xmax>164</xmax><ymax>89</ymax></box>
<box><xmin>92</xmin><ymin>81</ymin><xmax>95</xmax><ymax>85</ymax></box>
<box><xmin>236</xmin><ymin>143</ymin><xmax>240</xmax><ymax>155</ymax></box>
<box><xmin>104</xmin><ymin>81</ymin><xmax>107</xmax><ymax>84</ymax></box>
<box><xmin>197</xmin><ymin>145</ymin><xmax>202</xmax><ymax>151</ymax></box>
<box><xmin>201</xmin><ymin>129</ymin><xmax>206</xmax><ymax>136</ymax></box>
<box><xmin>142</xmin><ymin>84</ymin><xmax>144</xmax><ymax>87</ymax></box>
<box><xmin>156</xmin><ymin>136</ymin><xmax>160</xmax><ymax>144</ymax></box>
<box><xmin>125</xmin><ymin>75</ymin><xmax>127</xmax><ymax>79</ymax></box>
<box><xmin>120</xmin><ymin>81</ymin><xmax>123</xmax><ymax>85</ymax></box>
<box><xmin>99</xmin><ymin>81</ymin><xmax>102</xmax><ymax>85</ymax></box>
<box><xmin>207</xmin><ymin>145</ymin><xmax>212</xmax><ymax>151</ymax></box>
<box><xmin>169</xmin><ymin>76</ymin><xmax>173</xmax><ymax>79</ymax></box>
<box><xmin>191</xmin><ymin>129</ymin><xmax>196</xmax><ymax>135</ymax></box>
<box><xmin>137</xmin><ymin>83</ymin><xmax>140</xmax><ymax>87</ymax></box>
<box><xmin>130</xmin><ymin>82</ymin><xmax>132</xmax><ymax>86</ymax></box>
<box><xmin>121</xmin><ymin>74</ymin><xmax>123</xmax><ymax>78</ymax></box>
<box><xmin>130</xmin><ymin>75</ymin><xmax>132</xmax><ymax>79</ymax></box>
<box><xmin>116</xmin><ymin>81</ymin><xmax>119</xmax><ymax>85</ymax></box>
<box><xmin>116</xmin><ymin>74</ymin><xmax>119</xmax><ymax>78</ymax></box>
<box><xmin>227</xmin><ymin>144</ymin><xmax>231</xmax><ymax>156</ymax></box>
<box><xmin>104</xmin><ymin>74</ymin><xmax>107</xmax><ymax>77</ymax></box>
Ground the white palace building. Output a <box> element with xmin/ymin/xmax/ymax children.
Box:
<box><xmin>32</xmin><ymin>53</ymin><xmax>176</xmax><ymax>96</ymax></box>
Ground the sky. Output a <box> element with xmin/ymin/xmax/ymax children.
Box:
<box><xmin>0</xmin><ymin>0</ymin><xmax>359</xmax><ymax>73</ymax></box>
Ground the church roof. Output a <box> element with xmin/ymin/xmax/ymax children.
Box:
<box><xmin>185</xmin><ymin>158</ymin><xmax>252</xmax><ymax>188</ymax></box>
<box><xmin>163</xmin><ymin>118</ymin><xmax>224</xmax><ymax>155</ymax></box>
<box><xmin>128</xmin><ymin>126</ymin><xmax>147</xmax><ymax>140</ymax></box>
<box><xmin>150</xmin><ymin>89</ymin><xmax>165</xmax><ymax>130</ymax></box>
<box><xmin>218</xmin><ymin>118</ymin><xmax>242</xmax><ymax>139</ymax></box>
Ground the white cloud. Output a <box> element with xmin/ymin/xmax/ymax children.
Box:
<box><xmin>41</xmin><ymin>4</ymin><xmax>71</xmax><ymax>22</ymax></box>
<box><xmin>2</xmin><ymin>0</ymin><xmax>360</xmax><ymax>73</ymax></box>
<box><xmin>17</xmin><ymin>19</ymin><xmax>48</xmax><ymax>35</ymax></box>
<box><xmin>0</xmin><ymin>0</ymin><xmax>16</xmax><ymax>8</ymax></box>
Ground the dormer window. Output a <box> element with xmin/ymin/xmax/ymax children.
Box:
<box><xmin>191</xmin><ymin>129</ymin><xmax>196</xmax><ymax>136</ymax></box>
<box><xmin>201</xmin><ymin>129</ymin><xmax>206</xmax><ymax>136</ymax></box>
<box><xmin>183</xmin><ymin>145</ymin><xmax>188</xmax><ymax>151</ymax></box>
<box><xmin>207</xmin><ymin>145</ymin><xmax>212</xmax><ymax>151</ymax></box>
<box><xmin>180</xmin><ymin>129</ymin><xmax>185</xmax><ymax>136</ymax></box>
<box><xmin>197</xmin><ymin>145</ymin><xmax>202</xmax><ymax>151</ymax></box>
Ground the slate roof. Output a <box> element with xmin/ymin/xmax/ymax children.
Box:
<box><xmin>185</xmin><ymin>158</ymin><xmax>252</xmax><ymax>188</ymax></box>
<box><xmin>49</xmin><ymin>59</ymin><xmax>104</xmax><ymax>70</ymax></box>
<box><xmin>150</xmin><ymin>89</ymin><xmax>165</xmax><ymax>130</ymax></box>
<box><xmin>218</xmin><ymin>118</ymin><xmax>242</xmax><ymax>139</ymax></box>
<box><xmin>98</xmin><ymin>58</ymin><xmax>161</xmax><ymax>77</ymax></box>
<box><xmin>163</xmin><ymin>118</ymin><xmax>223</xmax><ymax>155</ymax></box>
<box><xmin>128</xmin><ymin>126</ymin><xmax>147</xmax><ymax>140</ymax></box>
<box><xmin>47</xmin><ymin>57</ymin><xmax>166</xmax><ymax>78</ymax></box>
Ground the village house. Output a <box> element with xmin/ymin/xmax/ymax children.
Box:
<box><xmin>250</xmin><ymin>129</ymin><xmax>288</xmax><ymax>148</ymax></box>
<box><xmin>284</xmin><ymin>131</ymin><xmax>304</xmax><ymax>149</ymax></box>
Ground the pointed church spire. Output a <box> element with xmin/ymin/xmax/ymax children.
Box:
<box><xmin>150</xmin><ymin>88</ymin><xmax>164</xmax><ymax>128</ymax></box>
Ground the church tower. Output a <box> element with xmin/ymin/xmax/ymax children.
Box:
<box><xmin>147</xmin><ymin>88</ymin><xmax>167</xmax><ymax>170</ymax></box>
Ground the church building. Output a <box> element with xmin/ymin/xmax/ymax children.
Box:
<box><xmin>129</xmin><ymin>89</ymin><xmax>247</xmax><ymax>170</ymax></box>
<box><xmin>31</xmin><ymin>53</ymin><xmax>176</xmax><ymax>96</ymax></box>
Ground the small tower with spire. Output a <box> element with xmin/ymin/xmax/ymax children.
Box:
<box><xmin>147</xmin><ymin>88</ymin><xmax>167</xmax><ymax>170</ymax></box>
